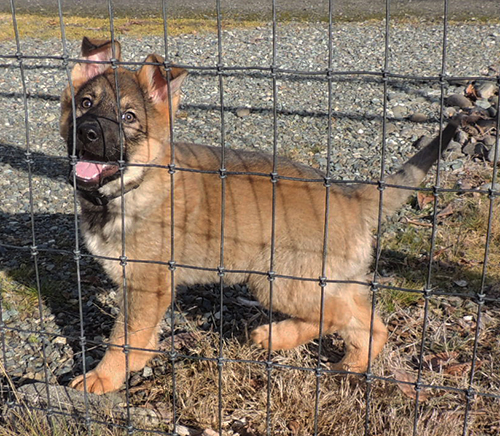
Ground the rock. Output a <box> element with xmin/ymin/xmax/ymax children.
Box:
<box><xmin>491</xmin><ymin>95</ymin><xmax>498</xmax><ymax>107</ymax></box>
<box><xmin>462</xmin><ymin>141</ymin><xmax>487</xmax><ymax>158</ymax></box>
<box><xmin>176</xmin><ymin>425</ymin><xmax>194</xmax><ymax>436</ymax></box>
<box><xmin>400</xmin><ymin>128</ymin><xmax>413</xmax><ymax>137</ymax></box>
<box><xmin>2</xmin><ymin>309</ymin><xmax>19</xmax><ymax>323</ymax></box>
<box><xmin>412</xmin><ymin>135</ymin><xmax>432</xmax><ymax>149</ymax></box>
<box><xmin>487</xmin><ymin>106</ymin><xmax>497</xmax><ymax>118</ymax></box>
<box><xmin>444</xmin><ymin>106</ymin><xmax>457</xmax><ymax>118</ymax></box>
<box><xmin>387</xmin><ymin>92</ymin><xmax>406</xmax><ymax>101</ymax></box>
<box><xmin>84</xmin><ymin>355</ymin><xmax>95</xmax><ymax>367</ymax></box>
<box><xmin>410</xmin><ymin>112</ymin><xmax>428</xmax><ymax>123</ymax></box>
<box><xmin>475</xmin><ymin>99</ymin><xmax>491</xmax><ymax>110</ymax></box>
<box><xmin>129</xmin><ymin>373</ymin><xmax>142</xmax><ymax>387</ymax></box>
<box><xmin>392</xmin><ymin>105</ymin><xmax>408</xmax><ymax>119</ymax></box>
<box><xmin>449</xmin><ymin>160</ymin><xmax>464</xmax><ymax>170</ymax></box>
<box><xmin>488</xmin><ymin>146</ymin><xmax>499</xmax><ymax>163</ymax></box>
<box><xmin>455</xmin><ymin>130</ymin><xmax>469</xmax><ymax>145</ymax></box>
<box><xmin>446</xmin><ymin>94</ymin><xmax>473</xmax><ymax>108</ymax></box>
<box><xmin>479</xmin><ymin>182</ymin><xmax>500</xmax><ymax>191</ymax></box>
<box><xmin>477</xmin><ymin>119</ymin><xmax>497</xmax><ymax>130</ymax></box>
<box><xmin>385</xmin><ymin>123</ymin><xmax>398</xmax><ymax>134</ymax></box>
<box><xmin>475</xmin><ymin>81</ymin><xmax>497</xmax><ymax>99</ymax></box>
<box><xmin>236</xmin><ymin>107</ymin><xmax>250</xmax><ymax>117</ymax></box>
<box><xmin>444</xmin><ymin>141</ymin><xmax>462</xmax><ymax>160</ymax></box>
<box><xmin>483</xmin><ymin>135</ymin><xmax>497</xmax><ymax>147</ymax></box>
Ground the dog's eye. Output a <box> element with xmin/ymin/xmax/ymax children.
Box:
<box><xmin>81</xmin><ymin>98</ymin><xmax>93</xmax><ymax>109</ymax></box>
<box><xmin>122</xmin><ymin>111</ymin><xmax>136</xmax><ymax>123</ymax></box>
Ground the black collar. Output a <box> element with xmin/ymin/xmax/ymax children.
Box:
<box><xmin>78</xmin><ymin>182</ymin><xmax>141</xmax><ymax>206</ymax></box>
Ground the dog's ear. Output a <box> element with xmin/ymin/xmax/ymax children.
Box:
<box><xmin>71</xmin><ymin>37</ymin><xmax>122</xmax><ymax>85</ymax></box>
<box><xmin>138</xmin><ymin>54</ymin><xmax>188</xmax><ymax>105</ymax></box>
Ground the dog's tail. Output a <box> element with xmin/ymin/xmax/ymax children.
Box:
<box><xmin>356</xmin><ymin>120</ymin><xmax>460</xmax><ymax>225</ymax></box>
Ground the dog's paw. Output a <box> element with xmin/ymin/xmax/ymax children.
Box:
<box><xmin>251</xmin><ymin>321</ymin><xmax>306</xmax><ymax>350</ymax></box>
<box><xmin>70</xmin><ymin>370</ymin><xmax>122</xmax><ymax>394</ymax></box>
<box><xmin>251</xmin><ymin>324</ymin><xmax>274</xmax><ymax>350</ymax></box>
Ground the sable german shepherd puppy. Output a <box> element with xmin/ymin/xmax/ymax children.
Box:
<box><xmin>61</xmin><ymin>37</ymin><xmax>459</xmax><ymax>394</ymax></box>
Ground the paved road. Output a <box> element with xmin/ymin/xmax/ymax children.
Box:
<box><xmin>4</xmin><ymin>0</ymin><xmax>500</xmax><ymax>20</ymax></box>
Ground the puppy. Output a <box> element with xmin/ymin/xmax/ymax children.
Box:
<box><xmin>61</xmin><ymin>37</ymin><xmax>459</xmax><ymax>393</ymax></box>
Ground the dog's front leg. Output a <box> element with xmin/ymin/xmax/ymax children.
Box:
<box><xmin>71</xmin><ymin>276</ymin><xmax>172</xmax><ymax>394</ymax></box>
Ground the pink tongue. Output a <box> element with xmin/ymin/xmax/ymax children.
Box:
<box><xmin>75</xmin><ymin>161</ymin><xmax>105</xmax><ymax>181</ymax></box>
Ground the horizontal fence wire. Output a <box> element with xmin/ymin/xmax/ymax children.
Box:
<box><xmin>1</xmin><ymin>0</ymin><xmax>500</xmax><ymax>435</ymax></box>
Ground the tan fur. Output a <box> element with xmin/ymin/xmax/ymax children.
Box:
<box><xmin>62</xmin><ymin>38</ymin><xmax>458</xmax><ymax>394</ymax></box>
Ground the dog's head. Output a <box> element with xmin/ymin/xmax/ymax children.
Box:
<box><xmin>60</xmin><ymin>37</ymin><xmax>187</xmax><ymax>198</ymax></box>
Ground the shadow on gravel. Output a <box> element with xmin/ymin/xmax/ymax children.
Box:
<box><xmin>0</xmin><ymin>141</ymin><xmax>68</xmax><ymax>181</ymax></box>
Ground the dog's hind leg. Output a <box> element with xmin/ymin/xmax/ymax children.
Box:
<box><xmin>330</xmin><ymin>285</ymin><xmax>388</xmax><ymax>373</ymax></box>
<box><xmin>251</xmin><ymin>282</ymin><xmax>387</xmax><ymax>372</ymax></box>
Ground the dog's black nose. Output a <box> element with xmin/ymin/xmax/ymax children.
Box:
<box><xmin>77</xmin><ymin>121</ymin><xmax>100</xmax><ymax>144</ymax></box>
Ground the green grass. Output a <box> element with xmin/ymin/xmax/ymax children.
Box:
<box><xmin>0</xmin><ymin>270</ymin><xmax>39</xmax><ymax>317</ymax></box>
<box><xmin>0</xmin><ymin>259</ymin><xmax>71</xmax><ymax>318</ymax></box>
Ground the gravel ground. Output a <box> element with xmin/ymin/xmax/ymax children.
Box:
<box><xmin>0</xmin><ymin>21</ymin><xmax>499</xmax><ymax>391</ymax></box>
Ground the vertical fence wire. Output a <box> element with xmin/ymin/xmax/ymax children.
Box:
<box><xmin>264</xmin><ymin>0</ymin><xmax>279</xmax><ymax>434</ymax></box>
<box><xmin>461</xmin><ymin>79</ymin><xmax>500</xmax><ymax>436</ymax></box>
<box><xmin>412</xmin><ymin>2</ymin><xmax>449</xmax><ymax>434</ymax></box>
<box><xmin>56</xmin><ymin>2</ymin><xmax>93</xmax><ymax>433</ymax></box>
<box><xmin>8</xmin><ymin>1</ymin><xmax>55</xmax><ymax>434</ymax></box>
<box><xmin>364</xmin><ymin>0</ymin><xmax>392</xmax><ymax>433</ymax></box>
<box><xmin>105</xmin><ymin>1</ymin><xmax>135</xmax><ymax>432</ymax></box>
<box><xmin>312</xmin><ymin>0</ymin><xmax>335</xmax><ymax>433</ymax></box>
<box><xmin>160</xmin><ymin>1</ymin><xmax>181</xmax><ymax>434</ymax></box>
<box><xmin>215</xmin><ymin>0</ymin><xmax>228</xmax><ymax>434</ymax></box>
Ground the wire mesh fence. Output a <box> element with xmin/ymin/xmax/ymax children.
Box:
<box><xmin>1</xmin><ymin>0</ymin><xmax>500</xmax><ymax>435</ymax></box>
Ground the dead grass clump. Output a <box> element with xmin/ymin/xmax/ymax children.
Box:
<box><xmin>143</xmin><ymin>326</ymin><xmax>498</xmax><ymax>435</ymax></box>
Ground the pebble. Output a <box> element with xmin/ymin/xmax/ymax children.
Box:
<box><xmin>385</xmin><ymin>123</ymin><xmax>398</xmax><ymax>134</ymax></box>
<box><xmin>444</xmin><ymin>106</ymin><xmax>457</xmax><ymax>118</ymax></box>
<box><xmin>410</xmin><ymin>112</ymin><xmax>428</xmax><ymax>123</ymax></box>
<box><xmin>176</xmin><ymin>425</ymin><xmax>192</xmax><ymax>436</ymax></box>
<box><xmin>53</xmin><ymin>336</ymin><xmax>67</xmax><ymax>345</ymax></box>
<box><xmin>444</xmin><ymin>141</ymin><xmax>463</xmax><ymax>160</ymax></box>
<box><xmin>392</xmin><ymin>105</ymin><xmax>408</xmax><ymax>119</ymax></box>
<box><xmin>143</xmin><ymin>366</ymin><xmax>153</xmax><ymax>378</ymax></box>
<box><xmin>488</xmin><ymin>146</ymin><xmax>499</xmax><ymax>163</ymax></box>
<box><xmin>480</xmin><ymin>182</ymin><xmax>500</xmax><ymax>193</ymax></box>
<box><xmin>475</xmin><ymin>81</ymin><xmax>497</xmax><ymax>99</ymax></box>
<box><xmin>455</xmin><ymin>130</ymin><xmax>469</xmax><ymax>145</ymax></box>
<box><xmin>445</xmin><ymin>94</ymin><xmax>473</xmax><ymax>108</ymax></box>
<box><xmin>236</xmin><ymin>107</ymin><xmax>251</xmax><ymax>117</ymax></box>
<box><xmin>462</xmin><ymin>141</ymin><xmax>487</xmax><ymax>158</ymax></box>
<box><xmin>475</xmin><ymin>99</ymin><xmax>491</xmax><ymax>110</ymax></box>
<box><xmin>483</xmin><ymin>135</ymin><xmax>497</xmax><ymax>147</ymax></box>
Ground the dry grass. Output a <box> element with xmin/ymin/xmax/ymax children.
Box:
<box><xmin>0</xmin><ymin>13</ymin><xmax>262</xmax><ymax>42</ymax></box>
<box><xmin>2</xmin><ymin>12</ymin><xmax>499</xmax><ymax>43</ymax></box>
<box><xmin>122</xmin><ymin>328</ymin><xmax>499</xmax><ymax>435</ymax></box>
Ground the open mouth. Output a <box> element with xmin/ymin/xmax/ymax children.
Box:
<box><xmin>74</xmin><ymin>152</ymin><xmax>120</xmax><ymax>188</ymax></box>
